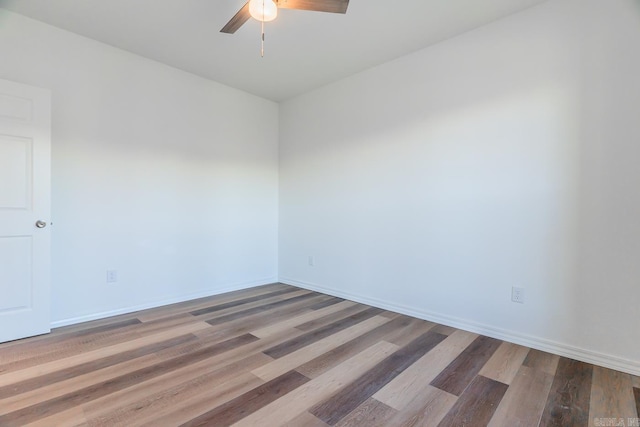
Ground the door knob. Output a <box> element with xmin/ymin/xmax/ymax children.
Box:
<box><xmin>35</xmin><ymin>220</ymin><xmax>47</xmax><ymax>228</ymax></box>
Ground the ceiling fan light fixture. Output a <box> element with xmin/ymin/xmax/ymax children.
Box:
<box><xmin>249</xmin><ymin>0</ymin><xmax>278</xmax><ymax>22</ymax></box>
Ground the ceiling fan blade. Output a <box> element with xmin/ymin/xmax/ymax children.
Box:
<box><xmin>276</xmin><ymin>0</ymin><xmax>349</xmax><ymax>14</ymax></box>
<box><xmin>220</xmin><ymin>2</ymin><xmax>251</xmax><ymax>34</ymax></box>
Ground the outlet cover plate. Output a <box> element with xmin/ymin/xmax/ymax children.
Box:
<box><xmin>511</xmin><ymin>287</ymin><xmax>525</xmax><ymax>304</ymax></box>
<box><xmin>107</xmin><ymin>270</ymin><xmax>118</xmax><ymax>283</ymax></box>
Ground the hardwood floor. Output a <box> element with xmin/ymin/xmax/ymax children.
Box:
<box><xmin>0</xmin><ymin>283</ymin><xmax>637</xmax><ymax>426</ymax></box>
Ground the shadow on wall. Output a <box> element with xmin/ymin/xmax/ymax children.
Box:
<box><xmin>284</xmin><ymin>80</ymin><xmax>584</xmax><ymax>341</ymax></box>
<box><xmin>280</xmin><ymin>0</ymin><xmax>640</xmax><ymax>368</ymax></box>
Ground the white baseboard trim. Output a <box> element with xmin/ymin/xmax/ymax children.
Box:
<box><xmin>51</xmin><ymin>277</ymin><xmax>278</xmax><ymax>329</ymax></box>
<box><xmin>280</xmin><ymin>277</ymin><xmax>640</xmax><ymax>377</ymax></box>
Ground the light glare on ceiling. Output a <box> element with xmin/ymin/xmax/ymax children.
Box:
<box><xmin>249</xmin><ymin>0</ymin><xmax>278</xmax><ymax>22</ymax></box>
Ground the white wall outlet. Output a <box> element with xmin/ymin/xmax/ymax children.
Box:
<box><xmin>106</xmin><ymin>269</ymin><xmax>118</xmax><ymax>283</ymax></box>
<box><xmin>308</xmin><ymin>256</ymin><xmax>314</xmax><ymax>266</ymax></box>
<box><xmin>511</xmin><ymin>287</ymin><xmax>525</xmax><ymax>304</ymax></box>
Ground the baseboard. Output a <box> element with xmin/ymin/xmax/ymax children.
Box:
<box><xmin>280</xmin><ymin>277</ymin><xmax>640</xmax><ymax>377</ymax></box>
<box><xmin>50</xmin><ymin>277</ymin><xmax>278</xmax><ymax>329</ymax></box>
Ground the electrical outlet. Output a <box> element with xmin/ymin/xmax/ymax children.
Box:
<box><xmin>106</xmin><ymin>270</ymin><xmax>118</xmax><ymax>283</ymax></box>
<box><xmin>511</xmin><ymin>287</ymin><xmax>525</xmax><ymax>304</ymax></box>
<box><xmin>308</xmin><ymin>256</ymin><xmax>314</xmax><ymax>266</ymax></box>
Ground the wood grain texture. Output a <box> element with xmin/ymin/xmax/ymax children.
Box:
<box><xmin>0</xmin><ymin>321</ymin><xmax>212</xmax><ymax>399</ymax></box>
<box><xmin>0</xmin><ymin>318</ymin><xmax>142</xmax><ymax>364</ymax></box>
<box><xmin>335</xmin><ymin>397</ymin><xmax>396</xmax><ymax>427</ymax></box>
<box><xmin>488</xmin><ymin>365</ymin><xmax>554</xmax><ymax>427</ymax></box>
<box><xmin>431</xmin><ymin>324</ymin><xmax>457</xmax><ymax>336</ymax></box>
<box><xmin>263</xmin><ymin>307</ymin><xmax>384</xmax><ymax>358</ymax></box>
<box><xmin>588</xmin><ymin>366</ymin><xmax>637</xmax><ymax>425</ymax></box>
<box><xmin>82</xmin><ymin>353</ymin><xmax>272</xmax><ymax>426</ymax></box>
<box><xmin>438</xmin><ymin>375</ymin><xmax>508</xmax><ymax>427</ymax></box>
<box><xmin>385</xmin><ymin>317</ymin><xmax>435</xmax><ymax>347</ymax></box>
<box><xmin>0</xmin><ymin>283</ymin><xmax>636</xmax><ymax>427</ymax></box>
<box><xmin>283</xmin><ymin>412</ymin><xmax>330</xmax><ymax>427</ymax></box>
<box><xmin>374</xmin><ymin>329</ymin><xmax>477</xmax><ymax>410</ymax></box>
<box><xmin>251</xmin><ymin>315</ymin><xmax>390</xmax><ymax>382</ymax></box>
<box><xmin>308</xmin><ymin>296</ymin><xmax>346</xmax><ymax>310</ymax></box>
<box><xmin>136</xmin><ymin>372</ymin><xmax>263</xmax><ymax>427</ymax></box>
<box><xmin>178</xmin><ymin>370</ymin><xmax>310</xmax><ymax>427</ymax></box>
<box><xmin>0</xmin><ymin>354</ymin><xmax>162</xmax><ymax>416</ymax></box>
<box><xmin>539</xmin><ymin>357</ymin><xmax>593</xmax><ymax>426</ymax></box>
<box><xmin>294</xmin><ymin>303</ymin><xmax>367</xmax><ymax>332</ymax></box>
<box><xmin>252</xmin><ymin>300</ymin><xmax>356</xmax><ymax>339</ymax></box>
<box><xmin>296</xmin><ymin>315</ymin><xmax>416</xmax><ymax>379</ymax></box>
<box><xmin>25</xmin><ymin>406</ymin><xmax>87</xmax><ymax>427</ymax></box>
<box><xmin>523</xmin><ymin>348</ymin><xmax>560</xmax><ymax>376</ymax></box>
<box><xmin>310</xmin><ymin>330</ymin><xmax>447</xmax><ymax>425</ymax></box>
<box><xmin>0</xmin><ymin>333</ymin><xmax>196</xmax><ymax>399</ymax></box>
<box><xmin>430</xmin><ymin>335</ymin><xmax>502</xmax><ymax>396</ymax></box>
<box><xmin>205</xmin><ymin>291</ymin><xmax>318</xmax><ymax>325</ymax></box>
<box><xmin>0</xmin><ymin>320</ymin><xmax>151</xmax><ymax>372</ymax></box>
<box><xmin>193</xmin><ymin>294</ymin><xmax>329</xmax><ymax>344</ymax></box>
<box><xmin>384</xmin><ymin>385</ymin><xmax>457</xmax><ymax>427</ymax></box>
<box><xmin>135</xmin><ymin>283</ymin><xmax>292</xmax><ymax>323</ymax></box>
<box><xmin>234</xmin><ymin>341</ymin><xmax>398</xmax><ymax>427</ymax></box>
<box><xmin>189</xmin><ymin>287</ymin><xmax>299</xmax><ymax>316</ymax></box>
<box><xmin>0</xmin><ymin>334</ymin><xmax>258</xmax><ymax>426</ymax></box>
<box><xmin>479</xmin><ymin>342</ymin><xmax>530</xmax><ymax>385</ymax></box>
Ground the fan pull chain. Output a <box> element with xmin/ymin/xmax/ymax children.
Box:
<box><xmin>260</xmin><ymin>0</ymin><xmax>265</xmax><ymax>57</ymax></box>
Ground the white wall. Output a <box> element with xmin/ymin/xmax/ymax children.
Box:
<box><xmin>0</xmin><ymin>11</ymin><xmax>279</xmax><ymax>325</ymax></box>
<box><xmin>279</xmin><ymin>0</ymin><xmax>640</xmax><ymax>374</ymax></box>
<box><xmin>2</xmin><ymin>0</ymin><xmax>638</xmax><ymax>375</ymax></box>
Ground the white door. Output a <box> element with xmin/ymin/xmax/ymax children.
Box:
<box><xmin>0</xmin><ymin>79</ymin><xmax>51</xmax><ymax>343</ymax></box>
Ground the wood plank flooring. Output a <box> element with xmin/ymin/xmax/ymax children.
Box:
<box><xmin>0</xmin><ymin>283</ymin><xmax>638</xmax><ymax>427</ymax></box>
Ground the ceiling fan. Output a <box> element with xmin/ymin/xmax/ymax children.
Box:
<box><xmin>220</xmin><ymin>0</ymin><xmax>350</xmax><ymax>34</ymax></box>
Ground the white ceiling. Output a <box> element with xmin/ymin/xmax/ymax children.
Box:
<box><xmin>0</xmin><ymin>0</ymin><xmax>548</xmax><ymax>101</ymax></box>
